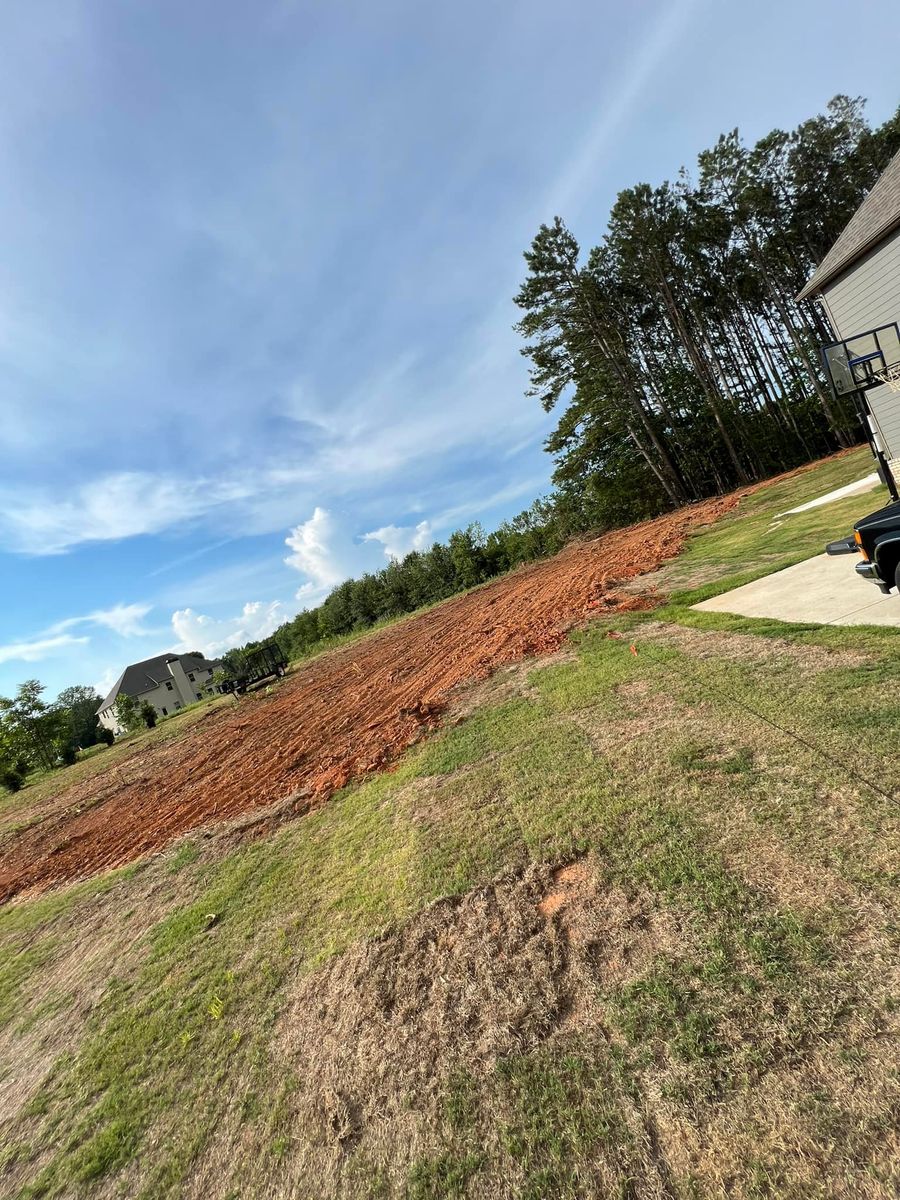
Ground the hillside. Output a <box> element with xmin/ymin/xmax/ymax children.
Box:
<box><xmin>2</xmin><ymin>448</ymin><xmax>899</xmax><ymax>1199</ymax></box>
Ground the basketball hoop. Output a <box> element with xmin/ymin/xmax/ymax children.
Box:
<box><xmin>875</xmin><ymin>363</ymin><xmax>900</xmax><ymax>393</ymax></box>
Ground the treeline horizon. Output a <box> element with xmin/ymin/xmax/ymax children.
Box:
<box><xmin>5</xmin><ymin>96</ymin><xmax>899</xmax><ymax>766</ymax></box>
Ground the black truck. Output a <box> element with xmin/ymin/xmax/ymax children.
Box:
<box><xmin>827</xmin><ymin>500</ymin><xmax>900</xmax><ymax>593</ymax></box>
<box><xmin>220</xmin><ymin>641</ymin><xmax>288</xmax><ymax>695</ymax></box>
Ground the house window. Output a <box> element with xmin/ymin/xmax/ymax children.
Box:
<box><xmin>166</xmin><ymin>681</ymin><xmax>173</xmax><ymax>691</ymax></box>
<box><xmin>174</xmin><ymin>702</ymin><xmax>181</xmax><ymax>709</ymax></box>
<box><xmin>188</xmin><ymin>672</ymin><xmax>195</xmax><ymax>682</ymax></box>
<box><xmin>161</xmin><ymin>707</ymin><xmax>168</xmax><ymax>716</ymax></box>
<box><xmin>196</xmin><ymin>692</ymin><xmax>202</xmax><ymax>700</ymax></box>
<box><xmin>206</xmin><ymin>668</ymin><xmax>212</xmax><ymax>676</ymax></box>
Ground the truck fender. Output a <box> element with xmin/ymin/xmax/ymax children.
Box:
<box><xmin>873</xmin><ymin>532</ymin><xmax>900</xmax><ymax>586</ymax></box>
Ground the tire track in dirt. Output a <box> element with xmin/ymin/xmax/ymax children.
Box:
<box><xmin>0</xmin><ymin>496</ymin><xmax>735</xmax><ymax>904</ymax></box>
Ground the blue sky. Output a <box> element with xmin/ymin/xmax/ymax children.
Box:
<box><xmin>1</xmin><ymin>0</ymin><xmax>897</xmax><ymax>700</ymax></box>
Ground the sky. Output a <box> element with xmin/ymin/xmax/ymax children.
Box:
<box><xmin>0</xmin><ymin>0</ymin><xmax>897</xmax><ymax>701</ymax></box>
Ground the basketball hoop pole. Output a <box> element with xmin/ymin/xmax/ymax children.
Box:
<box><xmin>851</xmin><ymin>386</ymin><xmax>900</xmax><ymax>503</ymax></box>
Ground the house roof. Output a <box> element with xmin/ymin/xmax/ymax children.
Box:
<box><xmin>797</xmin><ymin>148</ymin><xmax>900</xmax><ymax>301</ymax></box>
<box><xmin>97</xmin><ymin>651</ymin><xmax>220</xmax><ymax>713</ymax></box>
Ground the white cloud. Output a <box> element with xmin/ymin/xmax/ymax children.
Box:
<box><xmin>51</xmin><ymin>602</ymin><xmax>154</xmax><ymax>639</ymax></box>
<box><xmin>0</xmin><ymin>633</ymin><xmax>89</xmax><ymax>666</ymax></box>
<box><xmin>363</xmin><ymin>519</ymin><xmax>433</xmax><ymax>561</ymax></box>
<box><xmin>284</xmin><ymin>507</ymin><xmax>347</xmax><ymax>603</ymax></box>
<box><xmin>93</xmin><ymin>666</ymin><xmax>120</xmax><ymax>700</ymax></box>
<box><xmin>171</xmin><ymin>600</ymin><xmax>285</xmax><ymax>657</ymax></box>
<box><xmin>0</xmin><ymin>471</ymin><xmax>254</xmax><ymax>555</ymax></box>
<box><xmin>89</xmin><ymin>603</ymin><xmax>154</xmax><ymax>637</ymax></box>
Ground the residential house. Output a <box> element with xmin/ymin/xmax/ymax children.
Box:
<box><xmin>798</xmin><ymin>147</ymin><xmax>900</xmax><ymax>475</ymax></box>
<box><xmin>97</xmin><ymin>651</ymin><xmax>221</xmax><ymax>735</ymax></box>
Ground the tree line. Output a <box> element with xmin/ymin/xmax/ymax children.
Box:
<box><xmin>263</xmin><ymin>509</ymin><xmax>567</xmax><ymax>664</ymax></box>
<box><xmin>0</xmin><ymin>682</ymin><xmax>110</xmax><ymax>791</ymax></box>
<box><xmin>515</xmin><ymin>96</ymin><xmax>900</xmax><ymax>527</ymax></box>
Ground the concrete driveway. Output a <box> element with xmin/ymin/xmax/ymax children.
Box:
<box><xmin>693</xmin><ymin>551</ymin><xmax>900</xmax><ymax>626</ymax></box>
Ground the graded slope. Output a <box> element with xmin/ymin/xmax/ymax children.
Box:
<box><xmin>0</xmin><ymin>495</ymin><xmax>734</xmax><ymax>903</ymax></box>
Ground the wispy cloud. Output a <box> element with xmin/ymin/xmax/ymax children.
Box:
<box><xmin>543</xmin><ymin>0</ymin><xmax>702</xmax><ymax>218</ymax></box>
<box><xmin>0</xmin><ymin>473</ymin><xmax>258</xmax><ymax>556</ymax></box>
<box><xmin>0</xmin><ymin>633</ymin><xmax>89</xmax><ymax>666</ymax></box>
<box><xmin>50</xmin><ymin>602</ymin><xmax>154</xmax><ymax>639</ymax></box>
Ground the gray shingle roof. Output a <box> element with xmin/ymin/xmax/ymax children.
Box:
<box><xmin>797</xmin><ymin>148</ymin><xmax>900</xmax><ymax>300</ymax></box>
<box><xmin>97</xmin><ymin>651</ymin><xmax>220</xmax><ymax>713</ymax></box>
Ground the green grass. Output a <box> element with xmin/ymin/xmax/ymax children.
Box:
<box><xmin>659</xmin><ymin>446</ymin><xmax>886</xmax><ymax>601</ymax></box>
<box><xmin>2</xmin><ymin>448</ymin><xmax>899</xmax><ymax>1198</ymax></box>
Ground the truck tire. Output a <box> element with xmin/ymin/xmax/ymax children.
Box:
<box><xmin>895</xmin><ymin>560</ymin><xmax>900</xmax><ymax>593</ymax></box>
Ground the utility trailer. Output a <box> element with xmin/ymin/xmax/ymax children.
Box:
<box><xmin>220</xmin><ymin>641</ymin><xmax>288</xmax><ymax>695</ymax></box>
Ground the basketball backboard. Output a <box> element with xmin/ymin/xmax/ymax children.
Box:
<box><xmin>821</xmin><ymin>323</ymin><xmax>900</xmax><ymax>397</ymax></box>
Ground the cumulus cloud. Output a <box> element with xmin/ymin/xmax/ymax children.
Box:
<box><xmin>171</xmin><ymin>601</ymin><xmax>285</xmax><ymax>657</ymax></box>
<box><xmin>284</xmin><ymin>507</ymin><xmax>347</xmax><ymax>603</ymax></box>
<box><xmin>0</xmin><ymin>633</ymin><xmax>89</xmax><ymax>666</ymax></box>
<box><xmin>362</xmin><ymin>519</ymin><xmax>433</xmax><ymax>561</ymax></box>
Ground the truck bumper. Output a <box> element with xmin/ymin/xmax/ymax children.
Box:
<box><xmin>855</xmin><ymin>560</ymin><xmax>890</xmax><ymax>593</ymax></box>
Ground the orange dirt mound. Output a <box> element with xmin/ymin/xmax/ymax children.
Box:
<box><xmin>0</xmin><ymin>494</ymin><xmax>735</xmax><ymax>903</ymax></box>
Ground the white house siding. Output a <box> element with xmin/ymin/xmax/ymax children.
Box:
<box><xmin>97</xmin><ymin>661</ymin><xmax>216</xmax><ymax>735</ymax></box>
<box><xmin>820</xmin><ymin>224</ymin><xmax>900</xmax><ymax>470</ymax></box>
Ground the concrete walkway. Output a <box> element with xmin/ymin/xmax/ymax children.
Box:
<box><xmin>779</xmin><ymin>472</ymin><xmax>880</xmax><ymax>514</ymax></box>
<box><xmin>693</xmin><ymin>552</ymin><xmax>900</xmax><ymax>626</ymax></box>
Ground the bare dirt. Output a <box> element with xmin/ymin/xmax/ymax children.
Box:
<box><xmin>0</xmin><ymin>495</ymin><xmax>735</xmax><ymax>905</ymax></box>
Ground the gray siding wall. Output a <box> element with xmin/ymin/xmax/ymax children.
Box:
<box><xmin>821</xmin><ymin>225</ymin><xmax>900</xmax><ymax>465</ymax></box>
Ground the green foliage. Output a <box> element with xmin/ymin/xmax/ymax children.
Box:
<box><xmin>0</xmin><ymin>679</ymin><xmax>67</xmax><ymax>772</ymax></box>
<box><xmin>1</xmin><ymin>766</ymin><xmax>25</xmax><ymax>793</ymax></box>
<box><xmin>113</xmin><ymin>693</ymin><xmax>143</xmax><ymax>734</ymax></box>
<box><xmin>139</xmin><ymin>701</ymin><xmax>158</xmax><ymax>729</ymax></box>
<box><xmin>97</xmin><ymin>726</ymin><xmax>115</xmax><ymax>747</ymax></box>
<box><xmin>515</xmin><ymin>96</ymin><xmax>900</xmax><ymax>526</ymax></box>
<box><xmin>54</xmin><ymin>685</ymin><xmax>102</xmax><ymax>751</ymax></box>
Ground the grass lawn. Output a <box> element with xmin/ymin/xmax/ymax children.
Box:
<box><xmin>1</xmin><ymin>447</ymin><xmax>898</xmax><ymax>1199</ymax></box>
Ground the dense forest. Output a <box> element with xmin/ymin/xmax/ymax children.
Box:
<box><xmin>4</xmin><ymin>97</ymin><xmax>900</xmax><ymax>775</ymax></box>
<box><xmin>517</xmin><ymin>95</ymin><xmax>900</xmax><ymax>529</ymax></box>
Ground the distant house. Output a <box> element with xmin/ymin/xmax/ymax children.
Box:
<box><xmin>97</xmin><ymin>651</ymin><xmax>221</xmax><ymax>735</ymax></box>
<box><xmin>798</xmin><ymin>147</ymin><xmax>900</xmax><ymax>475</ymax></box>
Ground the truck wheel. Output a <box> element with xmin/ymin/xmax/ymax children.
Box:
<box><xmin>895</xmin><ymin>560</ymin><xmax>900</xmax><ymax>593</ymax></box>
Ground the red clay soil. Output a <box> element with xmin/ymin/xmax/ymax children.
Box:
<box><xmin>0</xmin><ymin>494</ymin><xmax>736</xmax><ymax>904</ymax></box>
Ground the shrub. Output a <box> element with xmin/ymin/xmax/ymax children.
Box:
<box><xmin>1</xmin><ymin>768</ymin><xmax>25</xmax><ymax>793</ymax></box>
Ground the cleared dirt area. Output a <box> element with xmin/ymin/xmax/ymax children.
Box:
<box><xmin>0</xmin><ymin>495</ymin><xmax>734</xmax><ymax>904</ymax></box>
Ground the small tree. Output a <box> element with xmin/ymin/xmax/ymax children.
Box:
<box><xmin>113</xmin><ymin>693</ymin><xmax>142</xmax><ymax>734</ymax></box>
<box><xmin>139</xmin><ymin>701</ymin><xmax>158</xmax><ymax>729</ymax></box>
<box><xmin>0</xmin><ymin>680</ymin><xmax>65</xmax><ymax>771</ymax></box>
<box><xmin>1</xmin><ymin>766</ymin><xmax>24</xmax><ymax>793</ymax></box>
<box><xmin>97</xmin><ymin>726</ymin><xmax>115</xmax><ymax>746</ymax></box>
<box><xmin>55</xmin><ymin>684</ymin><xmax>102</xmax><ymax>750</ymax></box>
